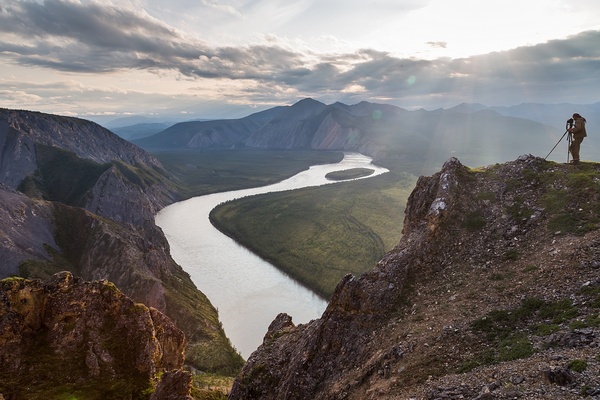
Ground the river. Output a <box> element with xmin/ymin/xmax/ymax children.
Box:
<box><xmin>155</xmin><ymin>153</ymin><xmax>389</xmax><ymax>359</ymax></box>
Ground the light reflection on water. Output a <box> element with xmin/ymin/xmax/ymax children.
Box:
<box><xmin>155</xmin><ymin>153</ymin><xmax>388</xmax><ymax>359</ymax></box>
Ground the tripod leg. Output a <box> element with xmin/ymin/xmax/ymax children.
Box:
<box><xmin>545</xmin><ymin>130</ymin><xmax>569</xmax><ymax>160</ymax></box>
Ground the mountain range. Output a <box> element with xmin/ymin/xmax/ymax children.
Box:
<box><xmin>132</xmin><ymin>99</ymin><xmax>599</xmax><ymax>170</ymax></box>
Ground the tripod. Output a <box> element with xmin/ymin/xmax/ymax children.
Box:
<box><xmin>545</xmin><ymin>119</ymin><xmax>574</xmax><ymax>162</ymax></box>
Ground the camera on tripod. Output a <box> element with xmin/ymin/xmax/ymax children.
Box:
<box><xmin>567</xmin><ymin>118</ymin><xmax>574</xmax><ymax>129</ymax></box>
<box><xmin>546</xmin><ymin>117</ymin><xmax>576</xmax><ymax>160</ymax></box>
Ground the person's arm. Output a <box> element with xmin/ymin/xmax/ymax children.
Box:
<box><xmin>572</xmin><ymin>119</ymin><xmax>584</xmax><ymax>134</ymax></box>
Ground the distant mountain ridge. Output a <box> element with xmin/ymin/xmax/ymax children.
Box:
<box><xmin>133</xmin><ymin>98</ymin><xmax>596</xmax><ymax>168</ymax></box>
<box><xmin>450</xmin><ymin>102</ymin><xmax>600</xmax><ymax>131</ymax></box>
<box><xmin>134</xmin><ymin>106</ymin><xmax>285</xmax><ymax>149</ymax></box>
<box><xmin>111</xmin><ymin>122</ymin><xmax>170</xmax><ymax>141</ymax></box>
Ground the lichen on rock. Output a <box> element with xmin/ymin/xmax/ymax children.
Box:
<box><xmin>0</xmin><ymin>272</ymin><xmax>191</xmax><ymax>399</ymax></box>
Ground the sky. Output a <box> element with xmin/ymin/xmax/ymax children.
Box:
<box><xmin>0</xmin><ymin>0</ymin><xmax>599</xmax><ymax>124</ymax></box>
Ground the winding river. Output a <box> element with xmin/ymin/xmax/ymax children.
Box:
<box><xmin>155</xmin><ymin>153</ymin><xmax>389</xmax><ymax>359</ymax></box>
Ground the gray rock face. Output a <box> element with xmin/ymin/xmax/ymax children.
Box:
<box><xmin>0</xmin><ymin>108</ymin><xmax>162</xmax><ymax>179</ymax></box>
<box><xmin>0</xmin><ymin>118</ymin><xmax>37</xmax><ymax>188</ymax></box>
<box><xmin>0</xmin><ymin>188</ymin><xmax>56</xmax><ymax>277</ymax></box>
<box><xmin>0</xmin><ymin>108</ymin><xmax>176</xmax><ymax>225</ymax></box>
<box><xmin>82</xmin><ymin>164</ymin><xmax>167</xmax><ymax>225</ymax></box>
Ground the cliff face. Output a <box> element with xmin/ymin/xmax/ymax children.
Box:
<box><xmin>0</xmin><ymin>109</ymin><xmax>177</xmax><ymax>225</ymax></box>
<box><xmin>230</xmin><ymin>156</ymin><xmax>600</xmax><ymax>399</ymax></box>
<box><xmin>0</xmin><ymin>108</ymin><xmax>163</xmax><ymax>173</ymax></box>
<box><xmin>0</xmin><ymin>188</ymin><xmax>56</xmax><ymax>277</ymax></box>
<box><xmin>0</xmin><ymin>108</ymin><xmax>244</xmax><ymax>375</ymax></box>
<box><xmin>0</xmin><ymin>272</ymin><xmax>191</xmax><ymax>400</ymax></box>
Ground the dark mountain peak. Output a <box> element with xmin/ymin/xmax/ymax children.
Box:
<box><xmin>330</xmin><ymin>101</ymin><xmax>351</xmax><ymax>112</ymax></box>
<box><xmin>0</xmin><ymin>109</ymin><xmax>176</xmax><ymax>225</ymax></box>
<box><xmin>283</xmin><ymin>98</ymin><xmax>328</xmax><ymax>119</ymax></box>
<box><xmin>448</xmin><ymin>102</ymin><xmax>488</xmax><ymax>113</ymax></box>
<box><xmin>294</xmin><ymin>97</ymin><xmax>325</xmax><ymax>107</ymax></box>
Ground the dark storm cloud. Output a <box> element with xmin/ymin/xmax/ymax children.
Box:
<box><xmin>1</xmin><ymin>1</ymin><xmax>599</xmax><ymax>106</ymax></box>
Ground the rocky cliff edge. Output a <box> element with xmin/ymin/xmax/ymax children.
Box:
<box><xmin>0</xmin><ymin>271</ymin><xmax>192</xmax><ymax>400</ymax></box>
<box><xmin>230</xmin><ymin>155</ymin><xmax>600</xmax><ymax>399</ymax></box>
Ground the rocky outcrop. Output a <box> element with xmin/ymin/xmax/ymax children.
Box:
<box><xmin>230</xmin><ymin>156</ymin><xmax>600</xmax><ymax>399</ymax></box>
<box><xmin>0</xmin><ymin>272</ymin><xmax>190</xmax><ymax>399</ymax></box>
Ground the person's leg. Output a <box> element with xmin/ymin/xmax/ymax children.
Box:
<box><xmin>570</xmin><ymin>137</ymin><xmax>583</xmax><ymax>163</ymax></box>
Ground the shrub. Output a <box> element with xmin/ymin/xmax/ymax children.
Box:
<box><xmin>567</xmin><ymin>359</ymin><xmax>588</xmax><ymax>373</ymax></box>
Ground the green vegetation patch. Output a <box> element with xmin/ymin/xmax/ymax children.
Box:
<box><xmin>153</xmin><ymin>148</ymin><xmax>343</xmax><ymax>199</ymax></box>
<box><xmin>325</xmin><ymin>168</ymin><xmax>374</xmax><ymax>181</ymax></box>
<box><xmin>210</xmin><ymin>171</ymin><xmax>417</xmax><ymax>298</ymax></box>
<box><xmin>462</xmin><ymin>297</ymin><xmax>581</xmax><ymax>372</ymax></box>
<box><xmin>19</xmin><ymin>243</ymin><xmax>75</xmax><ymax>280</ymax></box>
<box><xmin>19</xmin><ymin>144</ymin><xmax>111</xmax><ymax>205</ymax></box>
<box><xmin>191</xmin><ymin>373</ymin><xmax>235</xmax><ymax>400</ymax></box>
<box><xmin>567</xmin><ymin>359</ymin><xmax>588</xmax><ymax>373</ymax></box>
<box><xmin>538</xmin><ymin>164</ymin><xmax>600</xmax><ymax>235</ymax></box>
<box><xmin>462</xmin><ymin>210</ymin><xmax>487</xmax><ymax>231</ymax></box>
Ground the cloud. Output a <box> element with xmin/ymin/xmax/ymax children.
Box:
<box><xmin>201</xmin><ymin>0</ymin><xmax>242</xmax><ymax>17</ymax></box>
<box><xmin>427</xmin><ymin>42</ymin><xmax>447</xmax><ymax>49</ymax></box>
<box><xmin>1</xmin><ymin>0</ymin><xmax>599</xmax><ymax>115</ymax></box>
<box><xmin>0</xmin><ymin>0</ymin><xmax>207</xmax><ymax>72</ymax></box>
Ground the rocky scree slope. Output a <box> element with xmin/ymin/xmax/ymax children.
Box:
<box><xmin>0</xmin><ymin>109</ymin><xmax>243</xmax><ymax>374</ymax></box>
<box><xmin>0</xmin><ymin>272</ymin><xmax>192</xmax><ymax>400</ymax></box>
<box><xmin>230</xmin><ymin>155</ymin><xmax>600</xmax><ymax>399</ymax></box>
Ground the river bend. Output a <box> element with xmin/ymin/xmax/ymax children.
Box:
<box><xmin>155</xmin><ymin>153</ymin><xmax>388</xmax><ymax>358</ymax></box>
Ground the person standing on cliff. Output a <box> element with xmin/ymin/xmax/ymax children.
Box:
<box><xmin>568</xmin><ymin>113</ymin><xmax>587</xmax><ymax>165</ymax></box>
